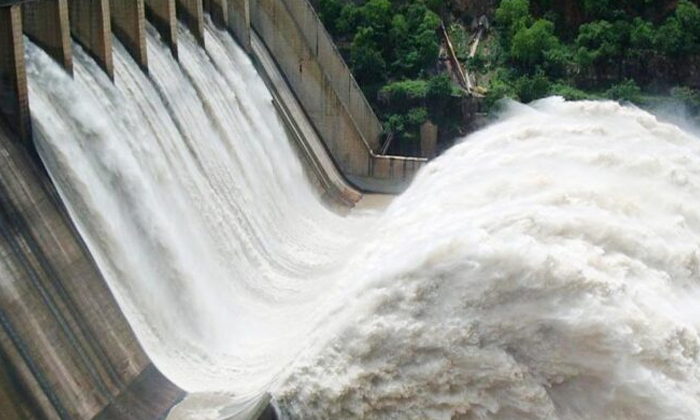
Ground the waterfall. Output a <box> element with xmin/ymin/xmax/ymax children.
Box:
<box><xmin>25</xmin><ymin>19</ymin><xmax>700</xmax><ymax>420</ymax></box>
<box><xmin>27</xmin><ymin>22</ymin><xmax>370</xmax><ymax>395</ymax></box>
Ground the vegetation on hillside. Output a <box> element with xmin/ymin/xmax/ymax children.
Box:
<box><xmin>315</xmin><ymin>0</ymin><xmax>700</xmax><ymax>155</ymax></box>
<box><xmin>484</xmin><ymin>0</ymin><xmax>700</xmax><ymax>112</ymax></box>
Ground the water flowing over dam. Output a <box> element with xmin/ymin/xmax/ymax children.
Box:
<box><xmin>0</xmin><ymin>0</ymin><xmax>699</xmax><ymax>416</ymax></box>
<box><xmin>29</xmin><ymin>21</ymin><xmax>370</xmax><ymax>400</ymax></box>
<box><xmin>21</xmin><ymin>11</ymin><xmax>700</xmax><ymax>417</ymax></box>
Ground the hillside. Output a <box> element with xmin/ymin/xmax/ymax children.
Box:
<box><xmin>314</xmin><ymin>0</ymin><xmax>700</xmax><ymax>155</ymax></box>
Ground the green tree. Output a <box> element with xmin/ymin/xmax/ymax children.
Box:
<box><xmin>655</xmin><ymin>1</ymin><xmax>700</xmax><ymax>57</ymax></box>
<box><xmin>515</xmin><ymin>71</ymin><xmax>551</xmax><ymax>102</ymax></box>
<box><xmin>380</xmin><ymin>79</ymin><xmax>429</xmax><ymax>103</ymax></box>
<box><xmin>605</xmin><ymin>79</ymin><xmax>641</xmax><ymax>102</ymax></box>
<box><xmin>336</xmin><ymin>3</ymin><xmax>362</xmax><ymax>36</ymax></box>
<box><xmin>575</xmin><ymin>20</ymin><xmax>627</xmax><ymax>70</ymax></box>
<box><xmin>655</xmin><ymin>17</ymin><xmax>685</xmax><ymax>57</ymax></box>
<box><xmin>318</xmin><ymin>0</ymin><xmax>342</xmax><ymax>34</ymax></box>
<box><xmin>361</xmin><ymin>0</ymin><xmax>392</xmax><ymax>33</ymax></box>
<box><xmin>412</xmin><ymin>11</ymin><xmax>441</xmax><ymax>73</ymax></box>
<box><xmin>427</xmin><ymin>74</ymin><xmax>454</xmax><ymax>100</ymax></box>
<box><xmin>495</xmin><ymin>0</ymin><xmax>533</xmax><ymax>38</ymax></box>
<box><xmin>675</xmin><ymin>0</ymin><xmax>700</xmax><ymax>32</ymax></box>
<box><xmin>351</xmin><ymin>27</ymin><xmax>387</xmax><ymax>84</ymax></box>
<box><xmin>510</xmin><ymin>19</ymin><xmax>561</xmax><ymax>68</ymax></box>
<box><xmin>629</xmin><ymin>17</ymin><xmax>654</xmax><ymax>50</ymax></box>
<box><xmin>582</xmin><ymin>0</ymin><xmax>612</xmax><ymax>18</ymax></box>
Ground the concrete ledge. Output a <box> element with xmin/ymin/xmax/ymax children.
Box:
<box><xmin>0</xmin><ymin>5</ymin><xmax>31</xmax><ymax>145</ymax></box>
<box><xmin>176</xmin><ymin>0</ymin><xmax>204</xmax><ymax>46</ymax></box>
<box><xmin>68</xmin><ymin>0</ymin><xmax>114</xmax><ymax>79</ymax></box>
<box><xmin>110</xmin><ymin>0</ymin><xmax>148</xmax><ymax>71</ymax></box>
<box><xmin>21</xmin><ymin>0</ymin><xmax>73</xmax><ymax>75</ymax></box>
<box><xmin>144</xmin><ymin>0</ymin><xmax>178</xmax><ymax>58</ymax></box>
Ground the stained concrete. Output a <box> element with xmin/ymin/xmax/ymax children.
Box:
<box><xmin>68</xmin><ymin>0</ymin><xmax>114</xmax><ymax>79</ymax></box>
<box><xmin>21</xmin><ymin>0</ymin><xmax>73</xmax><ymax>75</ymax></box>
<box><xmin>144</xmin><ymin>0</ymin><xmax>178</xmax><ymax>58</ymax></box>
<box><xmin>110</xmin><ymin>0</ymin><xmax>148</xmax><ymax>71</ymax></box>
<box><xmin>176</xmin><ymin>0</ymin><xmax>204</xmax><ymax>46</ymax></box>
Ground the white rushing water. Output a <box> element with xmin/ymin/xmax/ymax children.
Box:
<box><xmin>25</xmin><ymin>20</ymin><xmax>700</xmax><ymax>420</ymax></box>
<box><xmin>26</xmin><ymin>22</ymin><xmax>371</xmax><ymax>397</ymax></box>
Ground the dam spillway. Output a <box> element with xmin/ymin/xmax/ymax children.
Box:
<box><xmin>29</xmin><ymin>19</ymin><xmax>369</xmax><ymax>396</ymax></box>
<box><xmin>3</xmin><ymin>0</ymin><xmax>700</xmax><ymax>419</ymax></box>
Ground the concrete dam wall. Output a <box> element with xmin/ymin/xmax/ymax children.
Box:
<box><xmin>0</xmin><ymin>0</ymin><xmax>426</xmax><ymax>418</ymax></box>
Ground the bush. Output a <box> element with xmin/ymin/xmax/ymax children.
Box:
<box><xmin>380</xmin><ymin>79</ymin><xmax>429</xmax><ymax>102</ymax></box>
<box><xmin>427</xmin><ymin>74</ymin><xmax>455</xmax><ymax>100</ymax></box>
<box><xmin>515</xmin><ymin>72</ymin><xmax>551</xmax><ymax>103</ymax></box>
<box><xmin>655</xmin><ymin>17</ymin><xmax>685</xmax><ymax>57</ymax></box>
<box><xmin>406</xmin><ymin>107</ymin><xmax>429</xmax><ymax>126</ymax></box>
<box><xmin>605</xmin><ymin>79</ymin><xmax>641</xmax><ymax>102</ymax></box>
<box><xmin>468</xmin><ymin>53</ymin><xmax>488</xmax><ymax>73</ymax></box>
<box><xmin>336</xmin><ymin>4</ymin><xmax>362</xmax><ymax>36</ymax></box>
<box><xmin>351</xmin><ymin>27</ymin><xmax>387</xmax><ymax>84</ymax></box>
<box><xmin>629</xmin><ymin>17</ymin><xmax>654</xmax><ymax>50</ymax></box>
<box><xmin>550</xmin><ymin>83</ymin><xmax>595</xmax><ymax>101</ymax></box>
<box><xmin>575</xmin><ymin>20</ymin><xmax>623</xmax><ymax>66</ymax></box>
<box><xmin>510</xmin><ymin>19</ymin><xmax>561</xmax><ymax>68</ymax></box>
<box><xmin>484</xmin><ymin>69</ymin><xmax>517</xmax><ymax>110</ymax></box>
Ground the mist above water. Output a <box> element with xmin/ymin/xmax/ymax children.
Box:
<box><xmin>24</xmin><ymin>18</ymin><xmax>700</xmax><ymax>420</ymax></box>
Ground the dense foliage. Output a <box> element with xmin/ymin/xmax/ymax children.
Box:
<box><xmin>485</xmin><ymin>0</ymin><xmax>700</xmax><ymax>110</ymax></box>
<box><xmin>317</xmin><ymin>0</ymin><xmax>464</xmax><ymax>155</ymax></box>
<box><xmin>316</xmin><ymin>0</ymin><xmax>700</xmax><ymax>155</ymax></box>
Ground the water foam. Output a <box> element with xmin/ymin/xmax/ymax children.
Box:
<box><xmin>276</xmin><ymin>98</ymin><xmax>700</xmax><ymax>419</ymax></box>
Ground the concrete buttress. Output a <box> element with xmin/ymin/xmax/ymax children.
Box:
<box><xmin>176</xmin><ymin>0</ymin><xmax>205</xmax><ymax>46</ymax></box>
<box><xmin>0</xmin><ymin>5</ymin><xmax>31</xmax><ymax>145</ymax></box>
<box><xmin>110</xmin><ymin>0</ymin><xmax>148</xmax><ymax>71</ymax></box>
<box><xmin>68</xmin><ymin>0</ymin><xmax>114</xmax><ymax>79</ymax></box>
<box><xmin>21</xmin><ymin>0</ymin><xmax>73</xmax><ymax>75</ymax></box>
<box><xmin>144</xmin><ymin>0</ymin><xmax>178</xmax><ymax>58</ymax></box>
<box><xmin>227</xmin><ymin>0</ymin><xmax>250</xmax><ymax>52</ymax></box>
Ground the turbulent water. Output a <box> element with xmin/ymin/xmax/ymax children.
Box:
<box><xmin>25</xmin><ymin>20</ymin><xmax>700</xmax><ymax>420</ymax></box>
